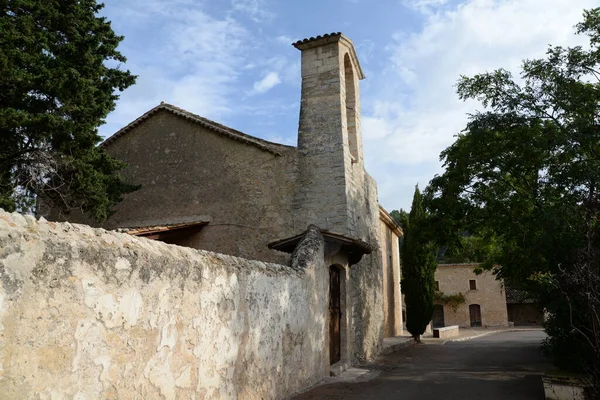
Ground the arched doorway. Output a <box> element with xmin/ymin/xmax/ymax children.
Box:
<box><xmin>329</xmin><ymin>265</ymin><xmax>342</xmax><ymax>364</ymax></box>
<box><xmin>469</xmin><ymin>304</ymin><xmax>482</xmax><ymax>327</ymax></box>
<box><xmin>432</xmin><ymin>305</ymin><xmax>445</xmax><ymax>328</ymax></box>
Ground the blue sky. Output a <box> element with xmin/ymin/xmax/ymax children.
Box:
<box><xmin>99</xmin><ymin>0</ymin><xmax>597</xmax><ymax>211</ymax></box>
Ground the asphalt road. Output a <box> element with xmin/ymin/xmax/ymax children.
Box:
<box><xmin>292</xmin><ymin>330</ymin><xmax>551</xmax><ymax>400</ymax></box>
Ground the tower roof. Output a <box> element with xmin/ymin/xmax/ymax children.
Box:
<box><xmin>292</xmin><ymin>32</ymin><xmax>365</xmax><ymax>80</ymax></box>
<box><xmin>292</xmin><ymin>32</ymin><xmax>342</xmax><ymax>48</ymax></box>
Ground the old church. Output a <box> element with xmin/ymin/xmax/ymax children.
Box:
<box><xmin>49</xmin><ymin>33</ymin><xmax>403</xmax><ymax>372</ymax></box>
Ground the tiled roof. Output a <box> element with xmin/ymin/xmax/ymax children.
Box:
<box><xmin>118</xmin><ymin>220</ymin><xmax>209</xmax><ymax>236</ymax></box>
<box><xmin>292</xmin><ymin>32</ymin><xmax>365</xmax><ymax>80</ymax></box>
<box><xmin>505</xmin><ymin>286</ymin><xmax>535</xmax><ymax>304</ymax></box>
<box><xmin>292</xmin><ymin>32</ymin><xmax>342</xmax><ymax>47</ymax></box>
<box><xmin>268</xmin><ymin>228</ymin><xmax>372</xmax><ymax>265</ymax></box>
<box><xmin>101</xmin><ymin>102</ymin><xmax>294</xmax><ymax>156</ymax></box>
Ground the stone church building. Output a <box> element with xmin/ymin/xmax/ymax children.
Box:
<box><xmin>51</xmin><ymin>33</ymin><xmax>403</xmax><ymax>373</ymax></box>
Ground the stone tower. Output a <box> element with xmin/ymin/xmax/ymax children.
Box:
<box><xmin>293</xmin><ymin>33</ymin><xmax>372</xmax><ymax>239</ymax></box>
<box><xmin>293</xmin><ymin>33</ymin><xmax>384</xmax><ymax>362</ymax></box>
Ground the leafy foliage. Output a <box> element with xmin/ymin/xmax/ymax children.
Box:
<box><xmin>0</xmin><ymin>0</ymin><xmax>138</xmax><ymax>221</ymax></box>
<box><xmin>390</xmin><ymin>209</ymin><xmax>409</xmax><ymax>229</ymax></box>
<box><xmin>438</xmin><ymin>234</ymin><xmax>501</xmax><ymax>266</ymax></box>
<box><xmin>390</xmin><ymin>208</ymin><xmax>409</xmax><ymax>247</ymax></box>
<box><xmin>543</xmin><ymin>223</ymin><xmax>600</xmax><ymax>398</ymax></box>
<box><xmin>425</xmin><ymin>7</ymin><xmax>600</xmax><ymax>388</ymax></box>
<box><xmin>434</xmin><ymin>291</ymin><xmax>466</xmax><ymax>312</ymax></box>
<box><xmin>401</xmin><ymin>186</ymin><xmax>438</xmax><ymax>341</ymax></box>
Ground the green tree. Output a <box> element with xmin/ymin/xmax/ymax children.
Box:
<box><xmin>426</xmin><ymin>8</ymin><xmax>600</xmax><ymax>389</ymax></box>
<box><xmin>438</xmin><ymin>234</ymin><xmax>501</xmax><ymax>267</ymax></box>
<box><xmin>0</xmin><ymin>0</ymin><xmax>138</xmax><ymax>221</ymax></box>
<box><xmin>401</xmin><ymin>186</ymin><xmax>438</xmax><ymax>342</ymax></box>
<box><xmin>390</xmin><ymin>208</ymin><xmax>409</xmax><ymax>247</ymax></box>
<box><xmin>390</xmin><ymin>209</ymin><xmax>409</xmax><ymax>229</ymax></box>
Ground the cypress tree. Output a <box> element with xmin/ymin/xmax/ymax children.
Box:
<box><xmin>401</xmin><ymin>186</ymin><xmax>437</xmax><ymax>342</ymax></box>
<box><xmin>0</xmin><ymin>0</ymin><xmax>138</xmax><ymax>221</ymax></box>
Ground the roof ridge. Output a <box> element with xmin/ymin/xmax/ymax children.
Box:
<box><xmin>101</xmin><ymin>102</ymin><xmax>296</xmax><ymax>155</ymax></box>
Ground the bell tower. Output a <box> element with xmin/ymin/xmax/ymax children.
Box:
<box><xmin>292</xmin><ymin>33</ymin><xmax>366</xmax><ymax>236</ymax></box>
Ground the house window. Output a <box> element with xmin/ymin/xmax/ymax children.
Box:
<box><xmin>469</xmin><ymin>280</ymin><xmax>477</xmax><ymax>290</ymax></box>
<box><xmin>435</xmin><ymin>281</ymin><xmax>440</xmax><ymax>291</ymax></box>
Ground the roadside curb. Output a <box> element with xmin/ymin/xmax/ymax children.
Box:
<box><xmin>380</xmin><ymin>337</ymin><xmax>416</xmax><ymax>355</ymax></box>
<box><xmin>445</xmin><ymin>328</ymin><xmax>544</xmax><ymax>344</ymax></box>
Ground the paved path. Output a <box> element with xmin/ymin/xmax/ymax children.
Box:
<box><xmin>292</xmin><ymin>330</ymin><xmax>551</xmax><ymax>400</ymax></box>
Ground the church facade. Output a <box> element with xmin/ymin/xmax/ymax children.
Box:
<box><xmin>51</xmin><ymin>33</ymin><xmax>404</xmax><ymax>370</ymax></box>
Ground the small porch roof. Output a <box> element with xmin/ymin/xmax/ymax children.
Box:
<box><xmin>268</xmin><ymin>228</ymin><xmax>372</xmax><ymax>265</ymax></box>
<box><xmin>119</xmin><ymin>221</ymin><xmax>209</xmax><ymax>237</ymax></box>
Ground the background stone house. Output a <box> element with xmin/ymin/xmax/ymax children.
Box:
<box><xmin>433</xmin><ymin>263</ymin><xmax>509</xmax><ymax>328</ymax></box>
<box><xmin>45</xmin><ymin>33</ymin><xmax>404</xmax><ymax>370</ymax></box>
<box><xmin>505</xmin><ymin>286</ymin><xmax>545</xmax><ymax>326</ymax></box>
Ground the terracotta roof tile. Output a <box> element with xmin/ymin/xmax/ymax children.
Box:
<box><xmin>505</xmin><ymin>286</ymin><xmax>535</xmax><ymax>304</ymax></box>
<box><xmin>292</xmin><ymin>32</ymin><xmax>366</xmax><ymax>80</ymax></box>
<box><xmin>118</xmin><ymin>220</ymin><xmax>209</xmax><ymax>236</ymax></box>
<box><xmin>292</xmin><ymin>32</ymin><xmax>342</xmax><ymax>47</ymax></box>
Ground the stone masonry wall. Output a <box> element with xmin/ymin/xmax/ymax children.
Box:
<box><xmin>380</xmin><ymin>218</ymin><xmax>402</xmax><ymax>338</ymax></box>
<box><xmin>435</xmin><ymin>264</ymin><xmax>509</xmax><ymax>328</ymax></box>
<box><xmin>0</xmin><ymin>210</ymin><xmax>328</xmax><ymax>400</ymax></box>
<box><xmin>48</xmin><ymin>110</ymin><xmax>299</xmax><ymax>265</ymax></box>
<box><xmin>337</xmin><ymin>38</ymin><xmax>385</xmax><ymax>362</ymax></box>
<box><xmin>293</xmin><ymin>36</ymin><xmax>385</xmax><ymax>363</ymax></box>
<box><xmin>294</xmin><ymin>41</ymin><xmax>349</xmax><ymax>235</ymax></box>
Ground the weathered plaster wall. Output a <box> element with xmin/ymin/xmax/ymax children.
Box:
<box><xmin>435</xmin><ymin>264</ymin><xmax>509</xmax><ymax>328</ymax></box>
<box><xmin>0</xmin><ymin>210</ymin><xmax>328</xmax><ymax>400</ymax></box>
<box><xmin>346</xmin><ymin>173</ymin><xmax>384</xmax><ymax>363</ymax></box>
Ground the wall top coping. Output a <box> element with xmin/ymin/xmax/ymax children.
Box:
<box><xmin>0</xmin><ymin>209</ymin><xmax>296</xmax><ymax>276</ymax></box>
<box><xmin>438</xmin><ymin>263</ymin><xmax>480</xmax><ymax>268</ymax></box>
<box><xmin>379</xmin><ymin>205</ymin><xmax>403</xmax><ymax>237</ymax></box>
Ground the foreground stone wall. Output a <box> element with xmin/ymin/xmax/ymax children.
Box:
<box><xmin>0</xmin><ymin>210</ymin><xmax>328</xmax><ymax>399</ymax></box>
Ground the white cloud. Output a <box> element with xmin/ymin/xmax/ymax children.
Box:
<box><xmin>231</xmin><ymin>0</ymin><xmax>275</xmax><ymax>22</ymax></box>
<box><xmin>100</xmin><ymin>2</ymin><xmax>251</xmax><ymax>136</ymax></box>
<box><xmin>275</xmin><ymin>35</ymin><xmax>294</xmax><ymax>45</ymax></box>
<box><xmin>363</xmin><ymin>0</ymin><xmax>598</xmax><ymax>211</ymax></box>
<box><xmin>403</xmin><ymin>0</ymin><xmax>448</xmax><ymax>12</ymax></box>
<box><xmin>252</xmin><ymin>71</ymin><xmax>282</xmax><ymax>94</ymax></box>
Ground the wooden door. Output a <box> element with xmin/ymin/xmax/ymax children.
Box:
<box><xmin>432</xmin><ymin>305</ymin><xmax>445</xmax><ymax>328</ymax></box>
<box><xmin>329</xmin><ymin>266</ymin><xmax>341</xmax><ymax>365</ymax></box>
<box><xmin>469</xmin><ymin>304</ymin><xmax>482</xmax><ymax>327</ymax></box>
